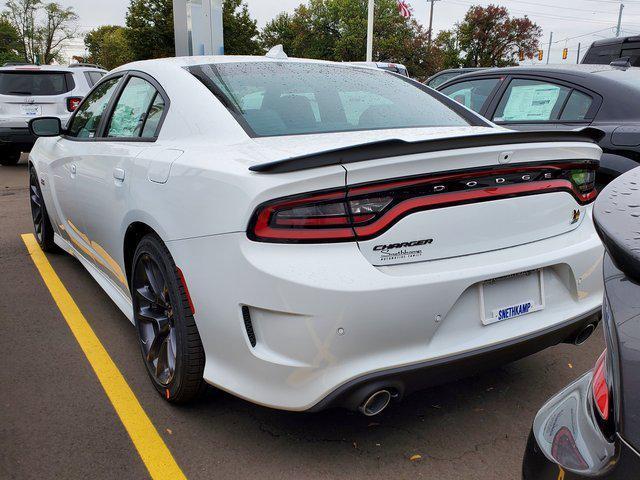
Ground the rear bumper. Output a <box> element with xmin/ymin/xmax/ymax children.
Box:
<box><xmin>311</xmin><ymin>308</ymin><xmax>601</xmax><ymax>411</ymax></box>
<box><xmin>166</xmin><ymin>205</ymin><xmax>604</xmax><ymax>411</ymax></box>
<box><xmin>0</xmin><ymin>127</ymin><xmax>36</xmax><ymax>149</ymax></box>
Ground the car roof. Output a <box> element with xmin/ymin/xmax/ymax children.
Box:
<box><xmin>590</xmin><ymin>35</ymin><xmax>640</xmax><ymax>46</ymax></box>
<box><xmin>0</xmin><ymin>64</ymin><xmax>106</xmax><ymax>73</ymax></box>
<box><xmin>437</xmin><ymin>64</ymin><xmax>640</xmax><ymax>84</ymax></box>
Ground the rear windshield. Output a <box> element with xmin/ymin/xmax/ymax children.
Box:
<box><xmin>188</xmin><ymin>62</ymin><xmax>470</xmax><ymax>137</ymax></box>
<box><xmin>0</xmin><ymin>71</ymin><xmax>74</xmax><ymax>96</ymax></box>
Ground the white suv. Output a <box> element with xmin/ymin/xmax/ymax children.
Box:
<box><xmin>0</xmin><ymin>63</ymin><xmax>106</xmax><ymax>165</ymax></box>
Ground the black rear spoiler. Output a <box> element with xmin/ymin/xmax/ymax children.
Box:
<box><xmin>594</xmin><ymin>167</ymin><xmax>640</xmax><ymax>282</ymax></box>
<box><xmin>249</xmin><ymin>128</ymin><xmax>605</xmax><ymax>174</ymax></box>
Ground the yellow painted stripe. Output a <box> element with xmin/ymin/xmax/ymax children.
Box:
<box><xmin>21</xmin><ymin>233</ymin><xmax>186</xmax><ymax>480</ymax></box>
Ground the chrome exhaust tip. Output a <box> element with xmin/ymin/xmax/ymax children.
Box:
<box><xmin>359</xmin><ymin>389</ymin><xmax>392</xmax><ymax>416</ymax></box>
<box><xmin>574</xmin><ymin>323</ymin><xmax>596</xmax><ymax>346</ymax></box>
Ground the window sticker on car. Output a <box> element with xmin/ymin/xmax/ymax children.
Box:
<box><xmin>502</xmin><ymin>84</ymin><xmax>561</xmax><ymax>121</ymax></box>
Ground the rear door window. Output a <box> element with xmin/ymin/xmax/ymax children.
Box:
<box><xmin>440</xmin><ymin>78</ymin><xmax>501</xmax><ymax>113</ymax></box>
<box><xmin>493</xmin><ymin>79</ymin><xmax>571</xmax><ymax>122</ymax></box>
<box><xmin>0</xmin><ymin>71</ymin><xmax>74</xmax><ymax>96</ymax></box>
<box><xmin>106</xmin><ymin>76</ymin><xmax>164</xmax><ymax>138</ymax></box>
<box><xmin>559</xmin><ymin>90</ymin><xmax>594</xmax><ymax>121</ymax></box>
<box><xmin>84</xmin><ymin>71</ymin><xmax>106</xmax><ymax>87</ymax></box>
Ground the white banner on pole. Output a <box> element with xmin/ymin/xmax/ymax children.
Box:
<box><xmin>173</xmin><ymin>0</ymin><xmax>224</xmax><ymax>57</ymax></box>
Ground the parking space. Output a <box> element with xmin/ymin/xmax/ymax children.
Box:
<box><xmin>1</xmin><ymin>156</ymin><xmax>604</xmax><ymax>479</ymax></box>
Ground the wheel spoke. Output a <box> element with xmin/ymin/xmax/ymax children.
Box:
<box><xmin>155</xmin><ymin>338</ymin><xmax>169</xmax><ymax>382</ymax></box>
<box><xmin>143</xmin><ymin>257</ymin><xmax>166</xmax><ymax>304</ymax></box>
<box><xmin>138</xmin><ymin>305</ymin><xmax>169</xmax><ymax>327</ymax></box>
<box><xmin>136</xmin><ymin>285</ymin><xmax>156</xmax><ymax>305</ymax></box>
<box><xmin>146</xmin><ymin>328</ymin><xmax>168</xmax><ymax>363</ymax></box>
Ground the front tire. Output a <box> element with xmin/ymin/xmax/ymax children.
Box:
<box><xmin>131</xmin><ymin>234</ymin><xmax>205</xmax><ymax>403</ymax></box>
<box><xmin>29</xmin><ymin>167</ymin><xmax>57</xmax><ymax>252</ymax></box>
<box><xmin>0</xmin><ymin>147</ymin><xmax>21</xmax><ymax>166</ymax></box>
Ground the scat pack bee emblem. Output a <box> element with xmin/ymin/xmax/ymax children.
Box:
<box><xmin>571</xmin><ymin>209</ymin><xmax>581</xmax><ymax>225</ymax></box>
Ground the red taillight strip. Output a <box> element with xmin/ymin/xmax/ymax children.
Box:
<box><xmin>276</xmin><ymin>214</ymin><xmax>374</xmax><ymax>226</ymax></box>
<box><xmin>248</xmin><ymin>162</ymin><xmax>598</xmax><ymax>243</ymax></box>
<box><xmin>593</xmin><ymin>350</ymin><xmax>609</xmax><ymax>421</ymax></box>
<box><xmin>353</xmin><ymin>180</ymin><xmax>594</xmax><ymax>239</ymax></box>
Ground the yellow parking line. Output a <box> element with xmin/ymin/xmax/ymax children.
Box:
<box><xmin>21</xmin><ymin>233</ymin><xmax>186</xmax><ymax>480</ymax></box>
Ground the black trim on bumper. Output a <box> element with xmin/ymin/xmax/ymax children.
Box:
<box><xmin>310</xmin><ymin>308</ymin><xmax>601</xmax><ymax>412</ymax></box>
<box><xmin>0</xmin><ymin>127</ymin><xmax>37</xmax><ymax>149</ymax></box>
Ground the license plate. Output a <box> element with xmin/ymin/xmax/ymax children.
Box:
<box><xmin>479</xmin><ymin>269</ymin><xmax>545</xmax><ymax>325</ymax></box>
<box><xmin>21</xmin><ymin>105</ymin><xmax>41</xmax><ymax>116</ymax></box>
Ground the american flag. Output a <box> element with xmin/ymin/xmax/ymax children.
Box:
<box><xmin>397</xmin><ymin>0</ymin><xmax>411</xmax><ymax>18</ymax></box>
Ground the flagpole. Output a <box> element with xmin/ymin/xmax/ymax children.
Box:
<box><xmin>366</xmin><ymin>0</ymin><xmax>374</xmax><ymax>61</ymax></box>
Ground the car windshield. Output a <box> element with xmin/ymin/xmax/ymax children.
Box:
<box><xmin>188</xmin><ymin>62</ymin><xmax>469</xmax><ymax>137</ymax></box>
<box><xmin>0</xmin><ymin>71</ymin><xmax>72</xmax><ymax>96</ymax></box>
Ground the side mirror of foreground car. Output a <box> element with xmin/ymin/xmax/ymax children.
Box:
<box><xmin>29</xmin><ymin>117</ymin><xmax>63</xmax><ymax>137</ymax></box>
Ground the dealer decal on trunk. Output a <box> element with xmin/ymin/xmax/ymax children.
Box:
<box><xmin>373</xmin><ymin>239</ymin><xmax>433</xmax><ymax>262</ymax></box>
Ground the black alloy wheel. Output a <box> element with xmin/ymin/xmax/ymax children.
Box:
<box><xmin>131</xmin><ymin>234</ymin><xmax>205</xmax><ymax>403</ymax></box>
<box><xmin>29</xmin><ymin>167</ymin><xmax>56</xmax><ymax>251</ymax></box>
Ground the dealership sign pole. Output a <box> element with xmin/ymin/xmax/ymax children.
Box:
<box><xmin>366</xmin><ymin>0</ymin><xmax>374</xmax><ymax>61</ymax></box>
<box><xmin>173</xmin><ymin>0</ymin><xmax>224</xmax><ymax>56</ymax></box>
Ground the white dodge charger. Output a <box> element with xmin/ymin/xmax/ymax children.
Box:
<box><xmin>27</xmin><ymin>52</ymin><xmax>604</xmax><ymax>415</ymax></box>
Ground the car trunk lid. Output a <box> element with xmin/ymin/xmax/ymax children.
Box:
<box><xmin>343</xmin><ymin>140</ymin><xmax>600</xmax><ymax>265</ymax></box>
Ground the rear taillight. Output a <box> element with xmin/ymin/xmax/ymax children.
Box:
<box><xmin>66</xmin><ymin>96</ymin><xmax>82</xmax><ymax>112</ymax></box>
<box><xmin>592</xmin><ymin>349</ymin><xmax>610</xmax><ymax>421</ymax></box>
<box><xmin>248</xmin><ymin>162</ymin><xmax>598</xmax><ymax>243</ymax></box>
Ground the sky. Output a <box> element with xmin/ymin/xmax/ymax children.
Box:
<box><xmin>4</xmin><ymin>0</ymin><xmax>640</xmax><ymax>63</ymax></box>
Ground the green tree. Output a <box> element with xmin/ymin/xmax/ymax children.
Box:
<box><xmin>85</xmin><ymin>25</ymin><xmax>134</xmax><ymax>69</ymax></box>
<box><xmin>456</xmin><ymin>4</ymin><xmax>541</xmax><ymax>67</ymax></box>
<box><xmin>434</xmin><ymin>30</ymin><xmax>462</xmax><ymax>70</ymax></box>
<box><xmin>3</xmin><ymin>0</ymin><xmax>77</xmax><ymax>64</ymax></box>
<box><xmin>0</xmin><ymin>18</ymin><xmax>22</xmax><ymax>65</ymax></box>
<box><xmin>223</xmin><ymin>0</ymin><xmax>261</xmax><ymax>55</ymax></box>
<box><xmin>125</xmin><ymin>0</ymin><xmax>174</xmax><ymax>60</ymax></box>
<box><xmin>260</xmin><ymin>0</ymin><xmax>434</xmax><ymax>80</ymax></box>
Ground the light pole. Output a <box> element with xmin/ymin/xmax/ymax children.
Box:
<box><xmin>616</xmin><ymin>3</ymin><xmax>625</xmax><ymax>37</ymax></box>
<box><xmin>427</xmin><ymin>0</ymin><xmax>440</xmax><ymax>50</ymax></box>
<box><xmin>366</xmin><ymin>0</ymin><xmax>374</xmax><ymax>61</ymax></box>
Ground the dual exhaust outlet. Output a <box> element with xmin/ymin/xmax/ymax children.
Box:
<box><xmin>358</xmin><ymin>389</ymin><xmax>394</xmax><ymax>416</ymax></box>
<box><xmin>356</xmin><ymin>323</ymin><xmax>597</xmax><ymax>416</ymax></box>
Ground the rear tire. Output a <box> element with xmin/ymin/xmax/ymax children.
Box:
<box><xmin>29</xmin><ymin>167</ymin><xmax>57</xmax><ymax>252</ymax></box>
<box><xmin>131</xmin><ymin>234</ymin><xmax>205</xmax><ymax>403</ymax></box>
<box><xmin>0</xmin><ymin>147</ymin><xmax>20</xmax><ymax>166</ymax></box>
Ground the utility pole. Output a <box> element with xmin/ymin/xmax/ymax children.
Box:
<box><xmin>546</xmin><ymin>32</ymin><xmax>553</xmax><ymax>64</ymax></box>
<box><xmin>366</xmin><ymin>0</ymin><xmax>374</xmax><ymax>61</ymax></box>
<box><xmin>577</xmin><ymin>42</ymin><xmax>581</xmax><ymax>64</ymax></box>
<box><xmin>427</xmin><ymin>0</ymin><xmax>435</xmax><ymax>50</ymax></box>
<box><xmin>616</xmin><ymin>3</ymin><xmax>624</xmax><ymax>37</ymax></box>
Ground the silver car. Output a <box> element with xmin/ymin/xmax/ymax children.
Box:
<box><xmin>0</xmin><ymin>63</ymin><xmax>106</xmax><ymax>166</ymax></box>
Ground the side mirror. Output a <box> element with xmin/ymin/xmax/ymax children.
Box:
<box><xmin>29</xmin><ymin>117</ymin><xmax>62</xmax><ymax>137</ymax></box>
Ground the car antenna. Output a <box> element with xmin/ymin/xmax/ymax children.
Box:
<box><xmin>610</xmin><ymin>57</ymin><xmax>631</xmax><ymax>69</ymax></box>
<box><xmin>265</xmin><ymin>45</ymin><xmax>288</xmax><ymax>60</ymax></box>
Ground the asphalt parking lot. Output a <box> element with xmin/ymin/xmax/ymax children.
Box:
<box><xmin>0</xmin><ymin>155</ymin><xmax>605</xmax><ymax>480</ymax></box>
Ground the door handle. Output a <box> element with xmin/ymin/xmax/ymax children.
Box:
<box><xmin>70</xmin><ymin>163</ymin><xmax>76</xmax><ymax>175</ymax></box>
<box><xmin>113</xmin><ymin>168</ymin><xmax>126</xmax><ymax>181</ymax></box>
